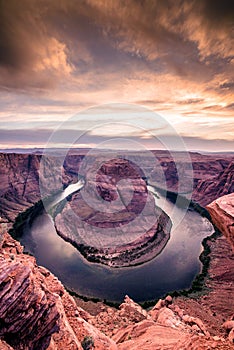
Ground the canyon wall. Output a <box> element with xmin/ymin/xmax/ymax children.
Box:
<box><xmin>0</xmin><ymin>153</ymin><xmax>41</xmax><ymax>222</ymax></box>
<box><xmin>193</xmin><ymin>161</ymin><xmax>234</xmax><ymax>206</ymax></box>
<box><xmin>0</xmin><ymin>153</ymin><xmax>63</xmax><ymax>223</ymax></box>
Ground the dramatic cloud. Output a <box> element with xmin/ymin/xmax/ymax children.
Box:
<box><xmin>0</xmin><ymin>0</ymin><xmax>233</xmax><ymax>149</ymax></box>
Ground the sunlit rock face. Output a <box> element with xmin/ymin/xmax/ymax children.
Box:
<box><xmin>207</xmin><ymin>193</ymin><xmax>234</xmax><ymax>251</ymax></box>
<box><xmin>55</xmin><ymin>158</ymin><xmax>172</xmax><ymax>267</ymax></box>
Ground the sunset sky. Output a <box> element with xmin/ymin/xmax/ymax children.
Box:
<box><xmin>0</xmin><ymin>0</ymin><xmax>233</xmax><ymax>151</ymax></box>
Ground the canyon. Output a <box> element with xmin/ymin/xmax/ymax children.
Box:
<box><xmin>0</xmin><ymin>150</ymin><xmax>233</xmax><ymax>223</ymax></box>
<box><xmin>0</xmin><ymin>208</ymin><xmax>234</xmax><ymax>349</ymax></box>
<box><xmin>0</xmin><ymin>150</ymin><xmax>233</xmax><ymax>349</ymax></box>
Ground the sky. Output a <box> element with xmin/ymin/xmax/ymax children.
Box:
<box><xmin>0</xmin><ymin>0</ymin><xmax>233</xmax><ymax>151</ymax></box>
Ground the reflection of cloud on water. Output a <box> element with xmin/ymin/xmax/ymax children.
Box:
<box><xmin>31</xmin><ymin>213</ymin><xmax>78</xmax><ymax>260</ymax></box>
<box><xmin>177</xmin><ymin>213</ymin><xmax>214</xmax><ymax>238</ymax></box>
<box><xmin>165</xmin><ymin>249</ymin><xmax>198</xmax><ymax>281</ymax></box>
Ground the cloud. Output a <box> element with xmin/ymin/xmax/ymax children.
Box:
<box><xmin>0</xmin><ymin>0</ymin><xmax>233</xmax><ymax>90</ymax></box>
<box><xmin>226</xmin><ymin>103</ymin><xmax>234</xmax><ymax>110</ymax></box>
<box><xmin>177</xmin><ymin>98</ymin><xmax>204</xmax><ymax>105</ymax></box>
<box><xmin>0</xmin><ymin>0</ymin><xmax>233</xmax><ymax>150</ymax></box>
<box><xmin>220</xmin><ymin>81</ymin><xmax>234</xmax><ymax>90</ymax></box>
<box><xmin>0</xmin><ymin>0</ymin><xmax>73</xmax><ymax>90</ymax></box>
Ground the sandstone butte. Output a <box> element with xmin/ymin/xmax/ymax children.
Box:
<box><xmin>0</xmin><ymin>192</ymin><xmax>233</xmax><ymax>349</ymax></box>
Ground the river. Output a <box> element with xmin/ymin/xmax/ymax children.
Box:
<box><xmin>19</xmin><ymin>181</ymin><xmax>214</xmax><ymax>302</ymax></box>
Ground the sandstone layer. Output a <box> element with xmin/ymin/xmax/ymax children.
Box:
<box><xmin>90</xmin><ymin>294</ymin><xmax>234</xmax><ymax>349</ymax></box>
<box><xmin>53</xmin><ymin>153</ymin><xmax>234</xmax><ymax>267</ymax></box>
<box><xmin>0</xmin><ymin>153</ymin><xmax>63</xmax><ymax>223</ymax></box>
<box><xmin>175</xmin><ymin>234</ymin><xmax>234</xmax><ymax>341</ymax></box>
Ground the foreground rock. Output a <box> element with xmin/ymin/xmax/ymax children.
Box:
<box><xmin>0</xmin><ymin>228</ymin><xmax>117</xmax><ymax>350</ymax></box>
<box><xmin>0</xmin><ymin>257</ymin><xmax>59</xmax><ymax>349</ymax></box>
<box><xmin>91</xmin><ymin>295</ymin><xmax>233</xmax><ymax>350</ymax></box>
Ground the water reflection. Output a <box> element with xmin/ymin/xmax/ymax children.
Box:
<box><xmin>20</xmin><ymin>190</ymin><xmax>214</xmax><ymax>302</ymax></box>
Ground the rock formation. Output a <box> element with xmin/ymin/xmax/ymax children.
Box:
<box><xmin>207</xmin><ymin>193</ymin><xmax>234</xmax><ymax>250</ymax></box>
<box><xmin>0</xmin><ymin>153</ymin><xmax>41</xmax><ymax>222</ymax></box>
<box><xmin>52</xmin><ymin>153</ymin><xmax>233</xmax><ymax>267</ymax></box>
<box><xmin>0</xmin><ymin>153</ymin><xmax>63</xmax><ymax>223</ymax></box>
<box><xmin>0</xmin><ymin>228</ymin><xmax>117</xmax><ymax>350</ymax></box>
<box><xmin>54</xmin><ymin>175</ymin><xmax>172</xmax><ymax>267</ymax></box>
<box><xmin>223</xmin><ymin>318</ymin><xmax>234</xmax><ymax>343</ymax></box>
<box><xmin>95</xmin><ymin>295</ymin><xmax>233</xmax><ymax>349</ymax></box>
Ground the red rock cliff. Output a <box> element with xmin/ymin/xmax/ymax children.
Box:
<box><xmin>207</xmin><ymin>193</ymin><xmax>234</xmax><ymax>251</ymax></box>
